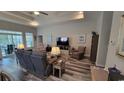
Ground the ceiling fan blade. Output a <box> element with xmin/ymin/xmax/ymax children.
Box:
<box><xmin>39</xmin><ymin>12</ymin><xmax>48</xmax><ymax>15</ymax></box>
<box><xmin>28</xmin><ymin>11</ymin><xmax>48</xmax><ymax>16</ymax></box>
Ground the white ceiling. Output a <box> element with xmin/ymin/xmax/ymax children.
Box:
<box><xmin>34</xmin><ymin>11</ymin><xmax>84</xmax><ymax>26</ymax></box>
<box><xmin>0</xmin><ymin>11</ymin><xmax>100</xmax><ymax>27</ymax></box>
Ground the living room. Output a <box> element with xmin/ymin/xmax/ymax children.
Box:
<box><xmin>37</xmin><ymin>11</ymin><xmax>98</xmax><ymax>57</ymax></box>
<box><xmin>0</xmin><ymin>11</ymin><xmax>99</xmax><ymax>80</ymax></box>
<box><xmin>0</xmin><ymin>11</ymin><xmax>124</xmax><ymax>81</ymax></box>
<box><xmin>1</xmin><ymin>0</ymin><xmax>124</xmax><ymax>93</ymax></box>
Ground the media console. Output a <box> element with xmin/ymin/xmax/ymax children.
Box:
<box><xmin>57</xmin><ymin>45</ymin><xmax>69</xmax><ymax>50</ymax></box>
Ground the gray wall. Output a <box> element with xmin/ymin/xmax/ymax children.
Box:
<box><xmin>38</xmin><ymin>18</ymin><xmax>98</xmax><ymax>57</ymax></box>
<box><xmin>96</xmin><ymin>11</ymin><xmax>113</xmax><ymax>67</ymax></box>
<box><xmin>0</xmin><ymin>20</ymin><xmax>36</xmax><ymax>33</ymax></box>
<box><xmin>105</xmin><ymin>11</ymin><xmax>124</xmax><ymax>74</ymax></box>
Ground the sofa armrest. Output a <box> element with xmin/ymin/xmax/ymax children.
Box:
<box><xmin>45</xmin><ymin>64</ymin><xmax>52</xmax><ymax>76</ymax></box>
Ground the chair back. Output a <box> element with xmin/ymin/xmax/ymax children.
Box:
<box><xmin>78</xmin><ymin>46</ymin><xmax>86</xmax><ymax>53</ymax></box>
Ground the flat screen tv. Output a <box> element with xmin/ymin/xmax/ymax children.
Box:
<box><xmin>57</xmin><ymin>37</ymin><xmax>69</xmax><ymax>46</ymax></box>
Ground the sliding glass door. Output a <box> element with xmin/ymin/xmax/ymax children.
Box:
<box><xmin>0</xmin><ymin>34</ymin><xmax>11</xmax><ymax>56</ymax></box>
<box><xmin>0</xmin><ymin>30</ymin><xmax>23</xmax><ymax>57</ymax></box>
<box><xmin>0</xmin><ymin>30</ymin><xmax>34</xmax><ymax>57</ymax></box>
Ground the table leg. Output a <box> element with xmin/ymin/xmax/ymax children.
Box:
<box><xmin>59</xmin><ymin>69</ymin><xmax>61</xmax><ymax>78</ymax></box>
<box><xmin>53</xmin><ymin>67</ymin><xmax>54</xmax><ymax>76</ymax></box>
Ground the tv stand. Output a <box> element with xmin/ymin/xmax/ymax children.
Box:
<box><xmin>57</xmin><ymin>45</ymin><xmax>69</xmax><ymax>50</ymax></box>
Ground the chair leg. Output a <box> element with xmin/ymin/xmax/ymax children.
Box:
<box><xmin>59</xmin><ymin>69</ymin><xmax>62</xmax><ymax>78</ymax></box>
<box><xmin>53</xmin><ymin>67</ymin><xmax>55</xmax><ymax>76</ymax></box>
<box><xmin>16</xmin><ymin>58</ymin><xmax>19</xmax><ymax>65</ymax></box>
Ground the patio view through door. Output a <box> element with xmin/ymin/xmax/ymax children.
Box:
<box><xmin>0</xmin><ymin>30</ymin><xmax>23</xmax><ymax>57</ymax></box>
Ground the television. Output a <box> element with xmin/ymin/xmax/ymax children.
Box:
<box><xmin>57</xmin><ymin>37</ymin><xmax>69</xmax><ymax>46</ymax></box>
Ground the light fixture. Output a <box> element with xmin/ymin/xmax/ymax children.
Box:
<box><xmin>30</xmin><ymin>21</ymin><xmax>39</xmax><ymax>27</ymax></box>
<box><xmin>74</xmin><ymin>11</ymin><xmax>84</xmax><ymax>19</ymax></box>
<box><xmin>18</xmin><ymin>44</ymin><xmax>24</xmax><ymax>49</ymax></box>
<box><xmin>51</xmin><ymin>47</ymin><xmax>61</xmax><ymax>56</ymax></box>
<box><xmin>33</xmin><ymin>11</ymin><xmax>40</xmax><ymax>16</ymax></box>
<box><xmin>79</xmin><ymin>11</ymin><xmax>83</xmax><ymax>14</ymax></box>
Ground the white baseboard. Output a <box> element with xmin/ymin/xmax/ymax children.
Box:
<box><xmin>96</xmin><ymin>63</ymin><xmax>105</xmax><ymax>68</ymax></box>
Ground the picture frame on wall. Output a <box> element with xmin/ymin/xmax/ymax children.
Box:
<box><xmin>78</xmin><ymin>34</ymin><xmax>86</xmax><ymax>44</ymax></box>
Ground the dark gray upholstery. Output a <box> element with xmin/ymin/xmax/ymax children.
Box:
<box><xmin>30</xmin><ymin>53</ymin><xmax>47</xmax><ymax>78</ymax></box>
<box><xmin>15</xmin><ymin>49</ymin><xmax>52</xmax><ymax>79</ymax></box>
<box><xmin>16</xmin><ymin>49</ymin><xmax>27</xmax><ymax>69</ymax></box>
<box><xmin>45</xmin><ymin>64</ymin><xmax>52</xmax><ymax>76</ymax></box>
<box><xmin>22</xmin><ymin>50</ymin><xmax>35</xmax><ymax>73</ymax></box>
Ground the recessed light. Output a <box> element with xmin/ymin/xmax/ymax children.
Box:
<box><xmin>34</xmin><ymin>11</ymin><xmax>40</xmax><ymax>16</ymax></box>
<box><xmin>74</xmin><ymin>11</ymin><xmax>84</xmax><ymax>19</ymax></box>
<box><xmin>30</xmin><ymin>21</ymin><xmax>39</xmax><ymax>27</ymax></box>
<box><xmin>79</xmin><ymin>11</ymin><xmax>83</xmax><ymax>14</ymax></box>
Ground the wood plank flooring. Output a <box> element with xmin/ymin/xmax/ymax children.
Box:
<box><xmin>0</xmin><ymin>55</ymin><xmax>92</xmax><ymax>81</ymax></box>
<box><xmin>47</xmin><ymin>58</ymin><xmax>92</xmax><ymax>81</ymax></box>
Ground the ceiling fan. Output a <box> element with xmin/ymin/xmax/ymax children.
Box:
<box><xmin>29</xmin><ymin>11</ymin><xmax>48</xmax><ymax>16</ymax></box>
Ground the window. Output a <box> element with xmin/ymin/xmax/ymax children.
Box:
<box><xmin>0</xmin><ymin>30</ymin><xmax>23</xmax><ymax>56</ymax></box>
<box><xmin>26</xmin><ymin>32</ymin><xmax>34</xmax><ymax>48</ymax></box>
<box><xmin>13</xmin><ymin>35</ymin><xmax>23</xmax><ymax>48</ymax></box>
